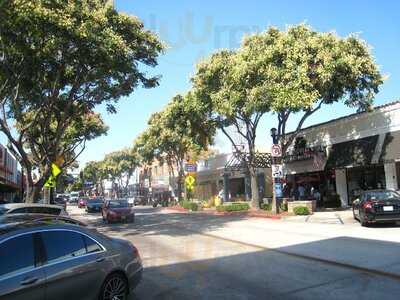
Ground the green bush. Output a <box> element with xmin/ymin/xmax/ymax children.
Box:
<box><xmin>216</xmin><ymin>202</ymin><xmax>250</xmax><ymax>212</ymax></box>
<box><xmin>293</xmin><ymin>206</ymin><xmax>310</xmax><ymax>215</ymax></box>
<box><xmin>261</xmin><ymin>203</ymin><xmax>272</xmax><ymax>211</ymax></box>
<box><xmin>180</xmin><ymin>200</ymin><xmax>198</xmax><ymax>211</ymax></box>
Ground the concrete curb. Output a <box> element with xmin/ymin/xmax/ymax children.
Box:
<box><xmin>164</xmin><ymin>207</ymin><xmax>283</xmax><ymax>220</ymax></box>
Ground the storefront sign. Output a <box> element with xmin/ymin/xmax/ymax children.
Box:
<box><xmin>283</xmin><ymin>145</ymin><xmax>326</xmax><ymax>163</ymax></box>
<box><xmin>272</xmin><ymin>164</ymin><xmax>283</xmax><ymax>178</ymax></box>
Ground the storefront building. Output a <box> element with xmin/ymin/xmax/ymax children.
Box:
<box><xmin>283</xmin><ymin>101</ymin><xmax>400</xmax><ymax>207</ymax></box>
<box><xmin>0</xmin><ymin>143</ymin><xmax>21</xmax><ymax>202</ymax></box>
<box><xmin>195</xmin><ymin>152</ymin><xmax>272</xmax><ymax>202</ymax></box>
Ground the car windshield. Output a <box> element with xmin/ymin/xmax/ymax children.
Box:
<box><xmin>109</xmin><ymin>201</ymin><xmax>129</xmax><ymax>208</ymax></box>
<box><xmin>365</xmin><ymin>191</ymin><xmax>400</xmax><ymax>200</ymax></box>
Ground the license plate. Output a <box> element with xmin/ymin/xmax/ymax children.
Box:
<box><xmin>383</xmin><ymin>206</ymin><xmax>394</xmax><ymax>212</ymax></box>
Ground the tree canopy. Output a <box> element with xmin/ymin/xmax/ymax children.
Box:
<box><xmin>191</xmin><ymin>24</ymin><xmax>383</xmax><ymax>208</ymax></box>
<box><xmin>0</xmin><ymin>0</ymin><xmax>164</xmax><ymax>201</ymax></box>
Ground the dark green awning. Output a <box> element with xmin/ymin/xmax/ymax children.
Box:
<box><xmin>325</xmin><ymin>135</ymin><xmax>379</xmax><ymax>169</ymax></box>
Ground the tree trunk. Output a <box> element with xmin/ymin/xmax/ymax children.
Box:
<box><xmin>249</xmin><ymin>167</ymin><xmax>260</xmax><ymax>209</ymax></box>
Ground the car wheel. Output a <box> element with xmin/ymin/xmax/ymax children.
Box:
<box><xmin>360</xmin><ymin>213</ymin><xmax>369</xmax><ymax>227</ymax></box>
<box><xmin>99</xmin><ymin>273</ymin><xmax>128</xmax><ymax>300</ymax></box>
<box><xmin>352</xmin><ymin>208</ymin><xmax>358</xmax><ymax>220</ymax></box>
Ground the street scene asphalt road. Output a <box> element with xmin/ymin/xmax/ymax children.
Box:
<box><xmin>68</xmin><ymin>205</ymin><xmax>400</xmax><ymax>300</ymax></box>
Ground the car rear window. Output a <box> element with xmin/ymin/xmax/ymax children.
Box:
<box><xmin>109</xmin><ymin>201</ymin><xmax>129</xmax><ymax>208</ymax></box>
<box><xmin>88</xmin><ymin>199</ymin><xmax>102</xmax><ymax>204</ymax></box>
<box><xmin>364</xmin><ymin>191</ymin><xmax>400</xmax><ymax>200</ymax></box>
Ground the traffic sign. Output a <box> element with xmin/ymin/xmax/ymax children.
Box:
<box><xmin>51</xmin><ymin>163</ymin><xmax>61</xmax><ymax>177</ymax></box>
<box><xmin>271</xmin><ymin>144</ymin><xmax>282</xmax><ymax>157</ymax></box>
<box><xmin>271</xmin><ymin>164</ymin><xmax>283</xmax><ymax>178</ymax></box>
<box><xmin>44</xmin><ymin>175</ymin><xmax>56</xmax><ymax>188</ymax></box>
<box><xmin>185</xmin><ymin>163</ymin><xmax>197</xmax><ymax>173</ymax></box>
<box><xmin>185</xmin><ymin>175</ymin><xmax>195</xmax><ymax>186</ymax></box>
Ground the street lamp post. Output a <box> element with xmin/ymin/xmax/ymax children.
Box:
<box><xmin>270</xmin><ymin>128</ymin><xmax>280</xmax><ymax>214</ymax></box>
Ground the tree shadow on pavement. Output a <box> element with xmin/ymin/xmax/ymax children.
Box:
<box><xmin>130</xmin><ymin>236</ymin><xmax>400</xmax><ymax>300</ymax></box>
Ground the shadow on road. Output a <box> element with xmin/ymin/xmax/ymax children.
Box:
<box><xmin>131</xmin><ymin>236</ymin><xmax>400</xmax><ymax>300</ymax></box>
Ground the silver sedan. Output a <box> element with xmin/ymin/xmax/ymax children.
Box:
<box><xmin>0</xmin><ymin>215</ymin><xmax>142</xmax><ymax>300</ymax></box>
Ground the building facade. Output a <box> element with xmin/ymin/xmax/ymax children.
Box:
<box><xmin>194</xmin><ymin>153</ymin><xmax>273</xmax><ymax>202</ymax></box>
<box><xmin>0</xmin><ymin>143</ymin><xmax>21</xmax><ymax>202</ymax></box>
<box><xmin>283</xmin><ymin>101</ymin><xmax>400</xmax><ymax>207</ymax></box>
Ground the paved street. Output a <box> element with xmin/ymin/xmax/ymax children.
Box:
<box><xmin>69</xmin><ymin>205</ymin><xmax>400</xmax><ymax>300</ymax></box>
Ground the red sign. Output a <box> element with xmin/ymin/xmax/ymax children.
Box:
<box><xmin>271</xmin><ymin>144</ymin><xmax>282</xmax><ymax>157</ymax></box>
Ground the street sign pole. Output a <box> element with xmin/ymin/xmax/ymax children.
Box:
<box><xmin>271</xmin><ymin>144</ymin><xmax>282</xmax><ymax>214</ymax></box>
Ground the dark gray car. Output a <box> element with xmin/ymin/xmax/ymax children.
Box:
<box><xmin>0</xmin><ymin>215</ymin><xmax>142</xmax><ymax>300</ymax></box>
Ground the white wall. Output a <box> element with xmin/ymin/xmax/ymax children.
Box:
<box><xmin>335</xmin><ymin>169</ymin><xmax>348</xmax><ymax>207</ymax></box>
<box><xmin>384</xmin><ymin>162</ymin><xmax>398</xmax><ymax>190</ymax></box>
<box><xmin>288</xmin><ymin>102</ymin><xmax>400</xmax><ymax>150</ymax></box>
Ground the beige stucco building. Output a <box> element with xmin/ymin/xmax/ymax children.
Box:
<box><xmin>283</xmin><ymin>101</ymin><xmax>400</xmax><ymax>207</ymax></box>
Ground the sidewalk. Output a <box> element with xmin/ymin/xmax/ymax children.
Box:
<box><xmin>283</xmin><ymin>209</ymin><xmax>357</xmax><ymax>225</ymax></box>
<box><xmin>166</xmin><ymin>209</ymin><xmax>400</xmax><ymax>280</ymax></box>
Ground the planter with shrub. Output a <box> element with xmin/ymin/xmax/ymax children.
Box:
<box><xmin>293</xmin><ymin>206</ymin><xmax>310</xmax><ymax>215</ymax></box>
<box><xmin>180</xmin><ymin>200</ymin><xmax>199</xmax><ymax>211</ymax></box>
<box><xmin>216</xmin><ymin>202</ymin><xmax>250</xmax><ymax>212</ymax></box>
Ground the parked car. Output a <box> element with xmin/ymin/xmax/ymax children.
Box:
<box><xmin>0</xmin><ymin>214</ymin><xmax>142</xmax><ymax>300</ymax></box>
<box><xmin>0</xmin><ymin>203</ymin><xmax>67</xmax><ymax>216</ymax></box>
<box><xmin>54</xmin><ymin>196</ymin><xmax>68</xmax><ymax>211</ymax></box>
<box><xmin>86</xmin><ymin>198</ymin><xmax>104</xmax><ymax>213</ymax></box>
<box><xmin>133</xmin><ymin>195</ymin><xmax>147</xmax><ymax>206</ymax></box>
<box><xmin>353</xmin><ymin>189</ymin><xmax>400</xmax><ymax>226</ymax></box>
<box><xmin>78</xmin><ymin>197</ymin><xmax>90</xmax><ymax>208</ymax></box>
<box><xmin>102</xmin><ymin>199</ymin><xmax>135</xmax><ymax>223</ymax></box>
<box><xmin>69</xmin><ymin>191</ymin><xmax>80</xmax><ymax>203</ymax></box>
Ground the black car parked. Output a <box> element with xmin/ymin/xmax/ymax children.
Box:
<box><xmin>0</xmin><ymin>214</ymin><xmax>142</xmax><ymax>300</ymax></box>
<box><xmin>353</xmin><ymin>189</ymin><xmax>400</xmax><ymax>226</ymax></box>
<box><xmin>85</xmin><ymin>198</ymin><xmax>104</xmax><ymax>213</ymax></box>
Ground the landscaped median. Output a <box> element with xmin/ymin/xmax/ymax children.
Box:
<box><xmin>165</xmin><ymin>201</ymin><xmax>287</xmax><ymax>219</ymax></box>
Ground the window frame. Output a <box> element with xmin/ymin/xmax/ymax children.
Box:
<box><xmin>0</xmin><ymin>232</ymin><xmax>39</xmax><ymax>280</ymax></box>
<box><xmin>38</xmin><ymin>229</ymin><xmax>106</xmax><ymax>267</ymax></box>
<box><xmin>0</xmin><ymin>228</ymin><xmax>106</xmax><ymax>276</ymax></box>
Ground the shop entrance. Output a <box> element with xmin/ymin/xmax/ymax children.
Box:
<box><xmin>346</xmin><ymin>165</ymin><xmax>385</xmax><ymax>203</ymax></box>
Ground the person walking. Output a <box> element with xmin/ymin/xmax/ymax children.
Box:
<box><xmin>298</xmin><ymin>184</ymin><xmax>306</xmax><ymax>200</ymax></box>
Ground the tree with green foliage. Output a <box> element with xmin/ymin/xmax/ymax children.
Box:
<box><xmin>135</xmin><ymin>93</ymin><xmax>215</xmax><ymax>200</ymax></box>
<box><xmin>191</xmin><ymin>24</ymin><xmax>383</xmax><ymax>209</ymax></box>
<box><xmin>238</xmin><ymin>24</ymin><xmax>383</xmax><ymax>153</ymax></box>
<box><xmin>101</xmin><ymin>148</ymin><xmax>139</xmax><ymax>197</ymax></box>
<box><xmin>0</xmin><ymin>0</ymin><xmax>164</xmax><ymax>202</ymax></box>
<box><xmin>192</xmin><ymin>50</ymin><xmax>269</xmax><ymax>208</ymax></box>
<box><xmin>82</xmin><ymin>160</ymin><xmax>108</xmax><ymax>196</ymax></box>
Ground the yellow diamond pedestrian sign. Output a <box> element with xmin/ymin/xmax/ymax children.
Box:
<box><xmin>185</xmin><ymin>175</ymin><xmax>195</xmax><ymax>191</ymax></box>
<box><xmin>51</xmin><ymin>163</ymin><xmax>61</xmax><ymax>177</ymax></box>
<box><xmin>44</xmin><ymin>163</ymin><xmax>62</xmax><ymax>188</ymax></box>
<box><xmin>44</xmin><ymin>175</ymin><xmax>56</xmax><ymax>188</ymax></box>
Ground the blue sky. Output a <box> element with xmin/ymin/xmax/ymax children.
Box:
<box><xmin>38</xmin><ymin>1</ymin><xmax>400</xmax><ymax>166</ymax></box>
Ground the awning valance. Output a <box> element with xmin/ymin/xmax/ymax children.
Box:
<box><xmin>325</xmin><ymin>135</ymin><xmax>379</xmax><ymax>169</ymax></box>
<box><xmin>380</xmin><ymin>131</ymin><xmax>400</xmax><ymax>163</ymax></box>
